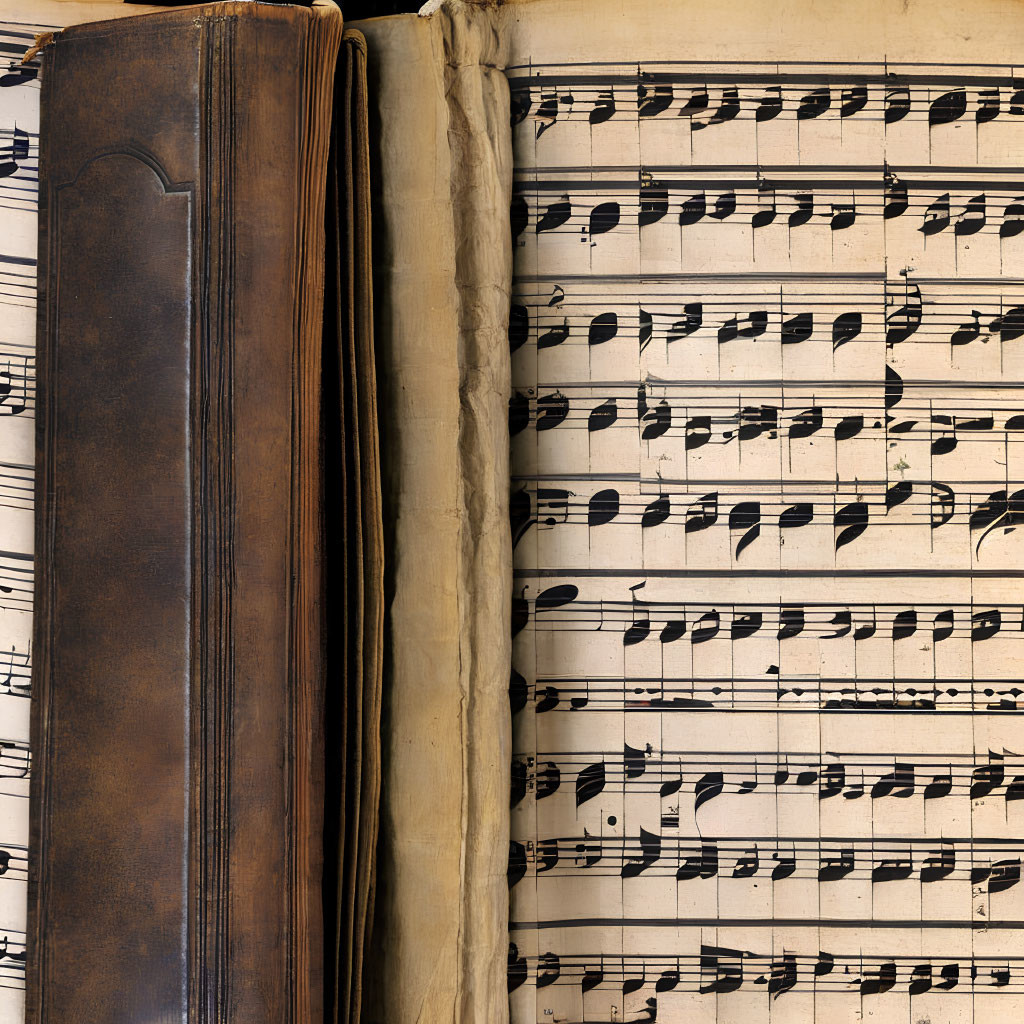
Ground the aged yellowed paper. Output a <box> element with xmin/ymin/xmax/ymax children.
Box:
<box><xmin>503</xmin><ymin>1</ymin><xmax>1024</xmax><ymax>1022</ymax></box>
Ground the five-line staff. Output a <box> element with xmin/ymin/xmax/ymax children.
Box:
<box><xmin>507</xmin><ymin>61</ymin><xmax>1024</xmax><ymax>136</ymax></box>
<box><xmin>512</xmin><ymin>477</ymin><xmax>1024</xmax><ymax>562</ymax></box>
<box><xmin>512</xmin><ymin>171</ymin><xmax>1024</xmax><ymax>241</ymax></box>
<box><xmin>511</xmin><ymin>747</ymin><xmax>1024</xmax><ymax>811</ymax></box>
<box><xmin>510</xmin><ymin>373</ymin><xmax>1024</xmax><ymax>456</ymax></box>
<box><xmin>507</xmin><ymin>946</ymin><xmax>1024</xmax><ymax>999</ymax></box>
<box><xmin>510</xmin><ymin>833</ymin><xmax>1024</xmax><ymax>890</ymax></box>
<box><xmin>514</xmin><ymin>590</ymin><xmax>1024</xmax><ymax>643</ymax></box>
<box><xmin>510</xmin><ymin>277</ymin><xmax>1024</xmax><ymax>355</ymax></box>
<box><xmin>516</xmin><ymin>673</ymin><xmax>1024</xmax><ymax>715</ymax></box>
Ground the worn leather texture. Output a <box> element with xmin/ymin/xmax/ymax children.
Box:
<box><xmin>28</xmin><ymin>3</ymin><xmax>343</xmax><ymax>1021</ymax></box>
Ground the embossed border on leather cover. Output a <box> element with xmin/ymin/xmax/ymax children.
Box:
<box><xmin>28</xmin><ymin>4</ymin><xmax>342</xmax><ymax>1021</ymax></box>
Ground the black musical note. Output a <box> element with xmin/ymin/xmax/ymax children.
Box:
<box><xmin>667</xmin><ymin>303</ymin><xmax>702</xmax><ymax>341</ymax></box>
<box><xmin>885</xmin><ymin>86</ymin><xmax>911</xmax><ymax>123</ymax></box>
<box><xmin>755</xmin><ymin>86</ymin><xmax>783</xmax><ymax>122</ymax></box>
<box><xmin>840</xmin><ymin>85</ymin><xmax>868</xmax><ymax>117</ymax></box>
<box><xmin>588</xmin><ymin>397</ymin><xmax>617</xmax><ymax>432</ymax></box>
<box><xmin>1002</xmin><ymin>196</ymin><xmax>1024</xmax><ymax>238</ymax></box>
<box><xmin>885</xmin><ymin>282</ymin><xmax>922</xmax><ymax>345</ymax></box>
<box><xmin>797</xmin><ymin>87</ymin><xmax>830</xmax><ymax>120</ymax></box>
<box><xmin>751</xmin><ymin>187</ymin><xmax>777</xmax><ymax>229</ymax></box>
<box><xmin>536</xmin><ymin>195</ymin><xmax>570</xmax><ymax>233</ymax></box>
<box><xmin>978</xmin><ymin>88</ymin><xmax>1001</xmax><ymax>123</ymax></box>
<box><xmin>693</xmin><ymin>87</ymin><xmax>740</xmax><ymax>130</ymax></box>
<box><xmin>789</xmin><ymin>192</ymin><xmax>813</xmax><ymax>228</ymax></box>
<box><xmin>699</xmin><ymin>945</ymin><xmax>744</xmax><ymax>993</ymax></box>
<box><xmin>729</xmin><ymin>501</ymin><xmax>760</xmax><ymax>558</ymax></box>
<box><xmin>588</xmin><ymin>201</ymin><xmax>620</xmax><ymax>238</ymax></box>
<box><xmin>693</xmin><ymin>193</ymin><xmax>729</xmax><ymax>228</ymax></box>
<box><xmin>884</xmin><ymin>174</ymin><xmax>909</xmax><ymax>217</ymax></box>
<box><xmin>622</xmin><ymin>827</ymin><xmax>661</xmax><ymax>878</ymax></box>
<box><xmin>831</xmin><ymin>201</ymin><xmax>856</xmax><ymax>231</ymax></box>
<box><xmin>588</xmin><ymin>488</ymin><xmax>620</xmax><ymax>525</ymax></box>
<box><xmin>678</xmin><ymin>86</ymin><xmax>709</xmax><ymax>119</ymax></box>
<box><xmin>921</xmin><ymin>193</ymin><xmax>951</xmax><ymax>235</ymax></box>
<box><xmin>639</xmin><ymin>186</ymin><xmax>669</xmax><ymax>227</ymax></box>
<box><xmin>956</xmin><ymin>193</ymin><xmax>986</xmax><ymax>235</ymax></box>
<box><xmin>678</xmin><ymin>192</ymin><xmax>706</xmax><ymax>226</ymax></box>
<box><xmin>534</xmin><ymin>91</ymin><xmax>560</xmax><ymax>137</ymax></box>
<box><xmin>638</xmin><ymin>82</ymin><xmax>673</xmax><ymax>118</ymax></box>
<box><xmin>929</xmin><ymin>88</ymin><xmax>967</xmax><ymax>126</ymax></box>
<box><xmin>590</xmin><ymin>90</ymin><xmax>616</xmax><ymax>124</ymax></box>
<box><xmin>589</xmin><ymin>311</ymin><xmax>618</xmax><ymax>345</ymax></box>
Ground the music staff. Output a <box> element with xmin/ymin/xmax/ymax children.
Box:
<box><xmin>509</xmin><ymin>278</ymin><xmax>1024</xmax><ymax>354</ymax></box>
<box><xmin>0</xmin><ymin>550</ymin><xmax>31</xmax><ymax>614</ymax></box>
<box><xmin>0</xmin><ymin>645</ymin><xmax>29</xmax><ymax>699</ymax></box>
<box><xmin>0</xmin><ymin>19</ymin><xmax>60</xmax><ymax>1013</ymax></box>
<box><xmin>509</xmin><ymin>833</ymin><xmax>1024</xmax><ymax>890</ymax></box>
<box><xmin>511</xmin><ymin>747</ymin><xmax>1024</xmax><ymax>811</ymax></box>
<box><xmin>512</xmin><ymin>477</ymin><xmax>1024</xmax><ymax>558</ymax></box>
<box><xmin>0</xmin><ymin>461</ymin><xmax>34</xmax><ymax>515</ymax></box>
<box><xmin>512</xmin><ymin>174</ymin><xmax>1024</xmax><ymax>241</ymax></box>
<box><xmin>511</xmin><ymin>379</ymin><xmax>1024</xmax><ymax>460</ymax></box>
<box><xmin>518</xmin><ymin>672</ymin><xmax>1024</xmax><ymax>714</ymax></box>
<box><xmin>0</xmin><ymin>739</ymin><xmax>28</xmax><ymax>780</ymax></box>
<box><xmin>0</xmin><ymin>928</ymin><xmax>26</xmax><ymax>991</ymax></box>
<box><xmin>0</xmin><ymin>841</ymin><xmax>27</xmax><ymax>884</ymax></box>
<box><xmin>507</xmin><ymin>945</ymin><xmax>1024</xmax><ymax>998</ymax></box>
<box><xmin>508</xmin><ymin>63</ymin><xmax>1024</xmax><ymax>135</ymax></box>
<box><xmin>517</xmin><ymin>591</ymin><xmax>1024</xmax><ymax>642</ymax></box>
<box><xmin>0</xmin><ymin>27</ymin><xmax>38</xmax><ymax>95</ymax></box>
<box><xmin>0</xmin><ymin>356</ymin><xmax>32</xmax><ymax>419</ymax></box>
<box><xmin>0</xmin><ymin>125</ymin><xmax>32</xmax><ymax>197</ymax></box>
<box><xmin>0</xmin><ymin>253</ymin><xmax>37</xmax><ymax>310</ymax></box>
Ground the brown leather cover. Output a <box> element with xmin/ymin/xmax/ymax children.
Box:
<box><xmin>28</xmin><ymin>3</ymin><xmax>343</xmax><ymax>1022</ymax></box>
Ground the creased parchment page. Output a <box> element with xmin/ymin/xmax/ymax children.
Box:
<box><xmin>501</xmin><ymin>0</ymin><xmax>1024</xmax><ymax>1022</ymax></box>
<box><xmin>353</xmin><ymin>7</ymin><xmax>512</xmax><ymax>1023</ymax></box>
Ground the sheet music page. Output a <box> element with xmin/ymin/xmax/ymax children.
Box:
<box><xmin>0</xmin><ymin>20</ymin><xmax>45</xmax><ymax>1016</ymax></box>
<box><xmin>504</xmin><ymin>0</ymin><xmax>1024</xmax><ymax>1020</ymax></box>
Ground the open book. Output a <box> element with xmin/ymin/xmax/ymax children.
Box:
<box><xmin>5</xmin><ymin>0</ymin><xmax>1024</xmax><ymax>1022</ymax></box>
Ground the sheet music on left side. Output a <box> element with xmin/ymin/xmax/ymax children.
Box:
<box><xmin>0</xmin><ymin>17</ymin><xmax>46</xmax><ymax>1018</ymax></box>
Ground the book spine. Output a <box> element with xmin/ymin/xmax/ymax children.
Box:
<box><xmin>28</xmin><ymin>5</ymin><xmax>342</xmax><ymax>1022</ymax></box>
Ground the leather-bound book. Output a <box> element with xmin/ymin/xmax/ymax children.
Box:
<box><xmin>0</xmin><ymin>3</ymin><xmax>383</xmax><ymax>1021</ymax></box>
<box><xmin>21</xmin><ymin>4</ymin><xmax>366</xmax><ymax>1023</ymax></box>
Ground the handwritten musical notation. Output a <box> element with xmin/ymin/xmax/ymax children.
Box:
<box><xmin>509</xmin><ymin>50</ymin><xmax>1024</xmax><ymax>1024</ymax></box>
<box><xmin>512</xmin><ymin>477</ymin><xmax>1024</xmax><ymax>571</ymax></box>
<box><xmin>507</xmin><ymin>947</ymin><xmax>1024</xmax><ymax>999</ymax></box>
<box><xmin>511</xmin><ymin>375</ymin><xmax>1024</xmax><ymax>461</ymax></box>
<box><xmin>0</xmin><ymin>20</ymin><xmax>48</xmax><ymax>1010</ymax></box>
<box><xmin>512</xmin><ymin>170</ymin><xmax>1024</xmax><ymax>248</ymax></box>
<box><xmin>516</xmin><ymin>591</ymin><xmax>1024</xmax><ymax>643</ymax></box>
<box><xmin>509</xmin><ymin>62</ymin><xmax>1024</xmax><ymax>172</ymax></box>
<box><xmin>510</xmin><ymin>279</ymin><xmax>1024</xmax><ymax>360</ymax></box>
<box><xmin>513</xmin><ymin>746</ymin><xmax>1024</xmax><ymax>810</ymax></box>
<box><xmin>510</xmin><ymin>833</ymin><xmax>1024</xmax><ymax>890</ymax></box>
<box><xmin>511</xmin><ymin>70</ymin><xmax>1024</xmax><ymax>129</ymax></box>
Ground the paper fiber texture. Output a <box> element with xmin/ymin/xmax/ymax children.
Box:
<box><xmin>354</xmin><ymin>5</ymin><xmax>513</xmax><ymax>1023</ymax></box>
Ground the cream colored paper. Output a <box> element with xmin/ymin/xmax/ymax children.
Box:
<box><xmin>500</xmin><ymin>1</ymin><xmax>1024</xmax><ymax>1023</ymax></box>
<box><xmin>353</xmin><ymin>7</ymin><xmax>513</xmax><ymax>1023</ymax></box>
